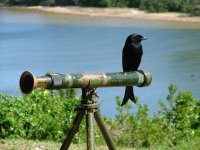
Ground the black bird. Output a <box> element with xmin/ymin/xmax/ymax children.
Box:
<box><xmin>121</xmin><ymin>33</ymin><xmax>147</xmax><ymax>106</ymax></box>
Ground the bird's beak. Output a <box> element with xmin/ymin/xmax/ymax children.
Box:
<box><xmin>142</xmin><ymin>37</ymin><xmax>148</xmax><ymax>40</ymax></box>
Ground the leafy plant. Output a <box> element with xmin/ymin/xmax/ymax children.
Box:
<box><xmin>113</xmin><ymin>96</ymin><xmax>166</xmax><ymax>148</ymax></box>
<box><xmin>0</xmin><ymin>89</ymin><xmax>83</xmax><ymax>142</ymax></box>
<box><xmin>111</xmin><ymin>84</ymin><xmax>200</xmax><ymax>148</ymax></box>
<box><xmin>159</xmin><ymin>84</ymin><xmax>200</xmax><ymax>145</ymax></box>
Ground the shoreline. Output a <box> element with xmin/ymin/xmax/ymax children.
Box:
<box><xmin>26</xmin><ymin>6</ymin><xmax>200</xmax><ymax>23</ymax></box>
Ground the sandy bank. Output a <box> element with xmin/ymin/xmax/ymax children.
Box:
<box><xmin>28</xmin><ymin>6</ymin><xmax>200</xmax><ymax>22</ymax></box>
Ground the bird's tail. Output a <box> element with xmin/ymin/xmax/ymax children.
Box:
<box><xmin>121</xmin><ymin>86</ymin><xmax>136</xmax><ymax>106</ymax></box>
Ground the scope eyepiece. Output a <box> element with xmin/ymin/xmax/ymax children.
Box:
<box><xmin>20</xmin><ymin>71</ymin><xmax>35</xmax><ymax>94</ymax></box>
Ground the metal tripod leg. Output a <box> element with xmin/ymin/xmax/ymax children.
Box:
<box><xmin>60</xmin><ymin>88</ymin><xmax>117</xmax><ymax>150</ymax></box>
<box><xmin>94</xmin><ymin>111</ymin><xmax>117</xmax><ymax>150</ymax></box>
<box><xmin>60</xmin><ymin>109</ymin><xmax>85</xmax><ymax>150</ymax></box>
<box><xmin>86</xmin><ymin>110</ymin><xmax>95</xmax><ymax>150</ymax></box>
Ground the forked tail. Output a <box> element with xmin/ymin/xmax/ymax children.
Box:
<box><xmin>121</xmin><ymin>86</ymin><xmax>136</xmax><ymax>106</ymax></box>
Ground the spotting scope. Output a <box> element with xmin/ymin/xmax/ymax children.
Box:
<box><xmin>20</xmin><ymin>70</ymin><xmax>152</xmax><ymax>94</ymax></box>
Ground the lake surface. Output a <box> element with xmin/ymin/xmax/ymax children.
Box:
<box><xmin>1</xmin><ymin>7</ymin><xmax>200</xmax><ymax>117</ymax></box>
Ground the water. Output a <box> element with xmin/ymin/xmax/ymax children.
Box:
<box><xmin>1</xmin><ymin>7</ymin><xmax>200</xmax><ymax>117</ymax></box>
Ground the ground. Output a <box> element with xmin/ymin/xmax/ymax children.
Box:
<box><xmin>0</xmin><ymin>139</ymin><xmax>132</xmax><ymax>150</ymax></box>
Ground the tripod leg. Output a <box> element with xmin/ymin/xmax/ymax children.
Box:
<box><xmin>94</xmin><ymin>111</ymin><xmax>117</xmax><ymax>150</ymax></box>
<box><xmin>86</xmin><ymin>111</ymin><xmax>95</xmax><ymax>150</ymax></box>
<box><xmin>60</xmin><ymin>109</ymin><xmax>85</xmax><ymax>150</ymax></box>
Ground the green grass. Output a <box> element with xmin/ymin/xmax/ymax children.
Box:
<box><xmin>1</xmin><ymin>136</ymin><xmax>200</xmax><ymax>150</ymax></box>
<box><xmin>175</xmin><ymin>136</ymin><xmax>200</xmax><ymax>150</ymax></box>
<box><xmin>0</xmin><ymin>138</ymin><xmax>61</xmax><ymax>150</ymax></box>
<box><xmin>0</xmin><ymin>138</ymin><xmax>125</xmax><ymax>150</ymax></box>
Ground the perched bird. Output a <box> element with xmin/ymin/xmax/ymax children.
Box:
<box><xmin>121</xmin><ymin>33</ymin><xmax>147</xmax><ymax>106</ymax></box>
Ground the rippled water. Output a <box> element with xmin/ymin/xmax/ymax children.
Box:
<box><xmin>1</xmin><ymin>7</ymin><xmax>200</xmax><ymax>117</ymax></box>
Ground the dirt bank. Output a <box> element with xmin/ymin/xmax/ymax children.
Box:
<box><xmin>27</xmin><ymin>6</ymin><xmax>200</xmax><ymax>22</ymax></box>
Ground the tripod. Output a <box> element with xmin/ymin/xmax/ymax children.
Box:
<box><xmin>60</xmin><ymin>88</ymin><xmax>117</xmax><ymax>150</ymax></box>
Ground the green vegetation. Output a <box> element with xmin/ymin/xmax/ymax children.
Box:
<box><xmin>0</xmin><ymin>84</ymin><xmax>200</xmax><ymax>149</ymax></box>
<box><xmin>114</xmin><ymin>84</ymin><xmax>200</xmax><ymax>148</ymax></box>
<box><xmin>0</xmin><ymin>89</ymin><xmax>84</xmax><ymax>142</ymax></box>
<box><xmin>2</xmin><ymin>0</ymin><xmax>200</xmax><ymax>16</ymax></box>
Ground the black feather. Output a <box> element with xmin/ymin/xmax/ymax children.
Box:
<box><xmin>121</xmin><ymin>33</ymin><xmax>146</xmax><ymax>106</ymax></box>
